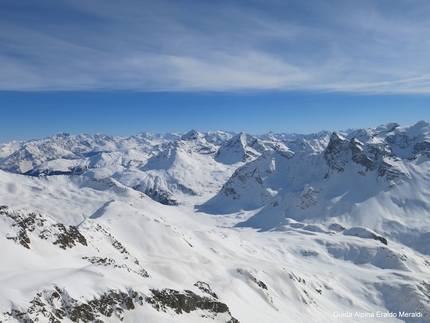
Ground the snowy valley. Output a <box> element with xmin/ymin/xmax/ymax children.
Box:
<box><xmin>1</xmin><ymin>121</ymin><xmax>430</xmax><ymax>322</ymax></box>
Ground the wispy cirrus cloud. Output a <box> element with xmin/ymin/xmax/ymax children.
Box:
<box><xmin>1</xmin><ymin>0</ymin><xmax>430</xmax><ymax>93</ymax></box>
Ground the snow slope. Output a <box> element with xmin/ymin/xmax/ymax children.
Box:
<box><xmin>202</xmin><ymin>122</ymin><xmax>430</xmax><ymax>244</ymax></box>
<box><xmin>1</xmin><ymin>122</ymin><xmax>430</xmax><ymax>322</ymax></box>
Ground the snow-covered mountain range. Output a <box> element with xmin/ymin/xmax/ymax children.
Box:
<box><xmin>1</xmin><ymin>121</ymin><xmax>430</xmax><ymax>322</ymax></box>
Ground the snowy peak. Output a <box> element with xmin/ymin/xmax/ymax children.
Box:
<box><xmin>0</xmin><ymin>132</ymin><xmax>174</xmax><ymax>175</ymax></box>
<box><xmin>180</xmin><ymin>129</ymin><xmax>203</xmax><ymax>141</ymax></box>
<box><xmin>383</xmin><ymin>122</ymin><xmax>430</xmax><ymax>158</ymax></box>
<box><xmin>202</xmin><ymin>137</ymin><xmax>327</xmax><ymax>215</ymax></box>
<box><xmin>203</xmin><ymin>121</ymin><xmax>430</xmax><ymax>233</ymax></box>
<box><xmin>143</xmin><ymin>132</ymin><xmax>219</xmax><ymax>169</ymax></box>
<box><xmin>203</xmin><ymin>131</ymin><xmax>235</xmax><ymax>145</ymax></box>
<box><xmin>323</xmin><ymin>129</ymin><xmax>414</xmax><ymax>185</ymax></box>
<box><xmin>215</xmin><ymin>132</ymin><xmax>266</xmax><ymax>165</ymax></box>
<box><xmin>0</xmin><ymin>129</ymin><xmax>331</xmax><ymax>175</ymax></box>
<box><xmin>323</xmin><ymin>132</ymin><xmax>351</xmax><ymax>173</ymax></box>
<box><xmin>348</xmin><ymin>120</ymin><xmax>430</xmax><ymax>157</ymax></box>
<box><xmin>127</xmin><ymin>132</ymin><xmax>233</xmax><ymax>205</ymax></box>
<box><xmin>323</xmin><ymin>132</ymin><xmax>385</xmax><ymax>177</ymax></box>
<box><xmin>0</xmin><ymin>132</ymin><xmax>113</xmax><ymax>174</ymax></box>
<box><xmin>375</xmin><ymin>122</ymin><xmax>400</xmax><ymax>133</ymax></box>
<box><xmin>2</xmin><ymin>122</ymin><xmax>430</xmax><ymax>323</ymax></box>
<box><xmin>257</xmin><ymin>130</ymin><xmax>332</xmax><ymax>142</ymax></box>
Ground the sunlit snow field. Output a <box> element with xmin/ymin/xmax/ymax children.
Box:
<box><xmin>1</xmin><ymin>123</ymin><xmax>430</xmax><ymax>322</ymax></box>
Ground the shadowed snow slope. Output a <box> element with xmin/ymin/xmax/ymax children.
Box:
<box><xmin>1</xmin><ymin>122</ymin><xmax>430</xmax><ymax>322</ymax></box>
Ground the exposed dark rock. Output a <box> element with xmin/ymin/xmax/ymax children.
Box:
<box><xmin>69</xmin><ymin>304</ymin><xmax>95</xmax><ymax>322</ymax></box>
<box><xmin>146</xmin><ymin>288</ymin><xmax>239</xmax><ymax>322</ymax></box>
<box><xmin>412</xmin><ymin>141</ymin><xmax>430</xmax><ymax>155</ymax></box>
<box><xmin>297</xmin><ymin>187</ymin><xmax>319</xmax><ymax>210</ymax></box>
<box><xmin>194</xmin><ymin>281</ymin><xmax>218</xmax><ymax>299</ymax></box>
<box><xmin>222</xmin><ymin>187</ymin><xmax>238</xmax><ymax>198</ymax></box>
<box><xmin>137</xmin><ymin>186</ymin><xmax>178</xmax><ymax>206</ymax></box>
<box><xmin>4</xmin><ymin>287</ymin><xmax>143</xmax><ymax>323</ymax></box>
<box><xmin>323</xmin><ymin>131</ymin><xmax>413</xmax><ymax>183</ymax></box>
<box><xmin>132</xmin><ymin>181</ymin><xmax>196</xmax><ymax>205</ymax></box>
<box><xmin>328</xmin><ymin>223</ymin><xmax>346</xmax><ymax>232</ymax></box>
<box><xmin>82</xmin><ymin>256</ymin><xmax>149</xmax><ymax>278</ymax></box>
<box><xmin>52</xmin><ymin>224</ymin><xmax>87</xmax><ymax>249</ymax></box>
<box><xmin>371</xmin><ymin>234</ymin><xmax>388</xmax><ymax>245</ymax></box>
<box><xmin>26</xmin><ymin>165</ymin><xmax>89</xmax><ymax>177</ymax></box>
<box><xmin>418</xmin><ymin>281</ymin><xmax>430</xmax><ymax>301</ymax></box>
<box><xmin>344</xmin><ymin>227</ymin><xmax>388</xmax><ymax>245</ymax></box>
<box><xmin>236</xmin><ymin>268</ymin><xmax>268</xmax><ymax>290</ymax></box>
<box><xmin>176</xmin><ymin>183</ymin><xmax>197</xmax><ymax>196</ymax></box>
<box><xmin>6</xmin><ymin>284</ymin><xmax>237</xmax><ymax>322</ymax></box>
<box><xmin>324</xmin><ymin>132</ymin><xmax>350</xmax><ymax>174</ymax></box>
<box><xmin>377</xmin><ymin>158</ymin><xmax>409</xmax><ymax>183</ymax></box>
<box><xmin>218</xmin><ymin>166</ymin><xmax>264</xmax><ymax>201</ymax></box>
<box><xmin>7</xmin><ymin>227</ymin><xmax>31</xmax><ymax>249</ymax></box>
<box><xmin>386</xmin><ymin>133</ymin><xmax>415</xmax><ymax>149</ymax></box>
<box><xmin>92</xmin><ymin>223</ymin><xmax>131</xmax><ymax>255</ymax></box>
<box><xmin>350</xmin><ymin>138</ymin><xmax>377</xmax><ymax>171</ymax></box>
<box><xmin>1</xmin><ymin>206</ymin><xmax>86</xmax><ymax>250</ymax></box>
<box><xmin>83</xmin><ymin>256</ymin><xmax>116</xmax><ymax>266</ymax></box>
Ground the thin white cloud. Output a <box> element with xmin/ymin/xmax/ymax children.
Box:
<box><xmin>1</xmin><ymin>0</ymin><xmax>430</xmax><ymax>93</ymax></box>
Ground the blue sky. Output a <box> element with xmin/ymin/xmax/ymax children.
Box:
<box><xmin>1</xmin><ymin>0</ymin><xmax>430</xmax><ymax>143</ymax></box>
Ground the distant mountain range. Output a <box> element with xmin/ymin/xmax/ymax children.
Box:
<box><xmin>1</xmin><ymin>121</ymin><xmax>430</xmax><ymax>322</ymax></box>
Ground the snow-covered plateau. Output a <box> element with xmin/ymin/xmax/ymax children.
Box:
<box><xmin>1</xmin><ymin>122</ymin><xmax>430</xmax><ymax>322</ymax></box>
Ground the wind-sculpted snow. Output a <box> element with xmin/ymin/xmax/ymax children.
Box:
<box><xmin>1</xmin><ymin>122</ymin><xmax>430</xmax><ymax>322</ymax></box>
